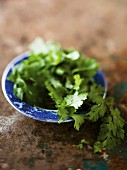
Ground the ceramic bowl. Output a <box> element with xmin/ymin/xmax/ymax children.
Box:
<box><xmin>2</xmin><ymin>51</ymin><xmax>107</xmax><ymax>122</ymax></box>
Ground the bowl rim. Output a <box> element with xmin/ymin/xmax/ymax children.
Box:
<box><xmin>1</xmin><ymin>51</ymin><xmax>107</xmax><ymax>122</ymax></box>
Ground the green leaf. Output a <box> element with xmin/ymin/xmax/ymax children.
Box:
<box><xmin>50</xmin><ymin>77</ymin><xmax>62</xmax><ymax>88</ymax></box>
<box><xmin>13</xmin><ymin>78</ymin><xmax>27</xmax><ymax>100</ymax></box>
<box><xmin>77</xmin><ymin>143</ymin><xmax>84</xmax><ymax>149</ymax></box>
<box><xmin>65</xmin><ymin>91</ymin><xmax>88</xmax><ymax>109</ymax></box>
<box><xmin>65</xmin><ymin>77</ymin><xmax>73</xmax><ymax>89</ymax></box>
<box><xmin>74</xmin><ymin>74</ymin><xmax>83</xmax><ymax>91</ymax></box>
<box><xmin>111</xmin><ymin>108</ymin><xmax>125</xmax><ymax>128</ymax></box>
<box><xmin>29</xmin><ymin>38</ymin><xmax>61</xmax><ymax>55</ymax></box>
<box><xmin>77</xmin><ymin>139</ymin><xmax>89</xmax><ymax>149</ymax></box>
<box><xmin>88</xmin><ymin>84</ymin><xmax>105</xmax><ymax>104</ymax></box>
<box><xmin>45</xmin><ymin>82</ymin><xmax>63</xmax><ymax>105</ymax></box>
<box><xmin>88</xmin><ymin>102</ymin><xmax>106</xmax><ymax>122</ymax></box>
<box><xmin>46</xmin><ymin>51</ymin><xmax>63</xmax><ymax>66</ymax></box>
<box><xmin>71</xmin><ymin>113</ymin><xmax>87</xmax><ymax>130</ymax></box>
<box><xmin>57</xmin><ymin>107</ymin><xmax>69</xmax><ymax>122</ymax></box>
<box><xmin>97</xmin><ymin>107</ymin><xmax>125</xmax><ymax>149</ymax></box>
<box><xmin>66</xmin><ymin>51</ymin><xmax>80</xmax><ymax>60</ymax></box>
<box><xmin>56</xmin><ymin>67</ymin><xmax>64</xmax><ymax>75</ymax></box>
<box><xmin>29</xmin><ymin>37</ymin><xmax>48</xmax><ymax>55</ymax></box>
<box><xmin>14</xmin><ymin>86</ymin><xmax>24</xmax><ymax>100</ymax></box>
<box><xmin>93</xmin><ymin>142</ymin><xmax>104</xmax><ymax>153</ymax></box>
<box><xmin>73</xmin><ymin>58</ymin><xmax>99</xmax><ymax>76</ymax></box>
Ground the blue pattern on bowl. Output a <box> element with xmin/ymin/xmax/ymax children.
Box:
<box><xmin>2</xmin><ymin>52</ymin><xmax>107</xmax><ymax>122</ymax></box>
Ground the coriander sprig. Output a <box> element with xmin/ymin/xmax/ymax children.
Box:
<box><xmin>96</xmin><ymin>98</ymin><xmax>125</xmax><ymax>151</ymax></box>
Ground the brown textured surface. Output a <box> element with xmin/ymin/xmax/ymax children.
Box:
<box><xmin>1</xmin><ymin>0</ymin><xmax>127</xmax><ymax>169</ymax></box>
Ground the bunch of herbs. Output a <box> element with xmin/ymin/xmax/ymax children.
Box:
<box><xmin>8</xmin><ymin>38</ymin><xmax>125</xmax><ymax>152</ymax></box>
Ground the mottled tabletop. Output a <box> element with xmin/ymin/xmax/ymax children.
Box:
<box><xmin>1</xmin><ymin>0</ymin><xmax>127</xmax><ymax>170</ymax></box>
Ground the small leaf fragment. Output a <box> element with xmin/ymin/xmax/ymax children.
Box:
<box><xmin>71</xmin><ymin>113</ymin><xmax>87</xmax><ymax>130</ymax></box>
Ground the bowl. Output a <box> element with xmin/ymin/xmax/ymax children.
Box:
<box><xmin>2</xmin><ymin>51</ymin><xmax>107</xmax><ymax>122</ymax></box>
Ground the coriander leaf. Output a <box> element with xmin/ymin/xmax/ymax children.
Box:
<box><xmin>14</xmin><ymin>86</ymin><xmax>24</xmax><ymax>100</ymax></box>
<box><xmin>66</xmin><ymin>51</ymin><xmax>80</xmax><ymax>60</ymax></box>
<box><xmin>29</xmin><ymin>38</ymin><xmax>61</xmax><ymax>55</ymax></box>
<box><xmin>88</xmin><ymin>102</ymin><xmax>106</xmax><ymax>122</ymax></box>
<box><xmin>57</xmin><ymin>107</ymin><xmax>69</xmax><ymax>122</ymax></box>
<box><xmin>50</xmin><ymin>77</ymin><xmax>62</xmax><ymax>88</ymax></box>
<box><xmin>77</xmin><ymin>143</ymin><xmax>84</xmax><ymax>149</ymax></box>
<box><xmin>93</xmin><ymin>142</ymin><xmax>104</xmax><ymax>153</ymax></box>
<box><xmin>97</xmin><ymin>109</ymin><xmax>125</xmax><ymax>149</ymax></box>
<box><xmin>24</xmin><ymin>61</ymin><xmax>44</xmax><ymax>81</ymax></box>
<box><xmin>73</xmin><ymin>58</ymin><xmax>99</xmax><ymax>77</ymax></box>
<box><xmin>58</xmin><ymin>106</ymin><xmax>76</xmax><ymax>122</ymax></box>
<box><xmin>111</xmin><ymin>108</ymin><xmax>125</xmax><ymax>128</ymax></box>
<box><xmin>78</xmin><ymin>80</ymin><xmax>89</xmax><ymax>93</ymax></box>
<box><xmin>116</xmin><ymin>129</ymin><xmax>125</xmax><ymax>139</ymax></box>
<box><xmin>45</xmin><ymin>82</ymin><xmax>63</xmax><ymax>105</ymax></box>
<box><xmin>84</xmin><ymin>58</ymin><xmax>99</xmax><ymax>70</ymax></box>
<box><xmin>77</xmin><ymin>139</ymin><xmax>89</xmax><ymax>149</ymax></box>
<box><xmin>46</xmin><ymin>51</ymin><xmax>63</xmax><ymax>66</ymax></box>
<box><xmin>65</xmin><ymin>91</ymin><xmax>88</xmax><ymax>109</ymax></box>
<box><xmin>88</xmin><ymin>84</ymin><xmax>105</xmax><ymax>104</ymax></box>
<box><xmin>46</xmin><ymin>41</ymin><xmax>61</xmax><ymax>52</ymax></box>
<box><xmin>13</xmin><ymin>78</ymin><xmax>27</xmax><ymax>100</ymax></box>
<box><xmin>71</xmin><ymin>113</ymin><xmax>87</xmax><ymax>130</ymax></box>
<box><xmin>80</xmin><ymin>139</ymin><xmax>89</xmax><ymax>145</ymax></box>
<box><xmin>29</xmin><ymin>38</ymin><xmax>48</xmax><ymax>55</ymax></box>
<box><xmin>55</xmin><ymin>67</ymin><xmax>64</xmax><ymax>75</ymax></box>
<box><xmin>74</xmin><ymin>74</ymin><xmax>83</xmax><ymax>91</ymax></box>
<box><xmin>65</xmin><ymin>77</ymin><xmax>73</xmax><ymax>89</ymax></box>
<box><xmin>8</xmin><ymin>63</ymin><xmax>25</xmax><ymax>82</ymax></box>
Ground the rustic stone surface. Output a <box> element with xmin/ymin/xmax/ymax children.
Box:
<box><xmin>1</xmin><ymin>0</ymin><xmax>127</xmax><ymax>169</ymax></box>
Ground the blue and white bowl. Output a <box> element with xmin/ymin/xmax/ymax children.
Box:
<box><xmin>2</xmin><ymin>52</ymin><xmax>107</xmax><ymax>122</ymax></box>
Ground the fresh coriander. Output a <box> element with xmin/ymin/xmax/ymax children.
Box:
<box><xmin>8</xmin><ymin>38</ymin><xmax>125</xmax><ymax>152</ymax></box>
<box><xmin>77</xmin><ymin>139</ymin><xmax>89</xmax><ymax>149</ymax></box>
